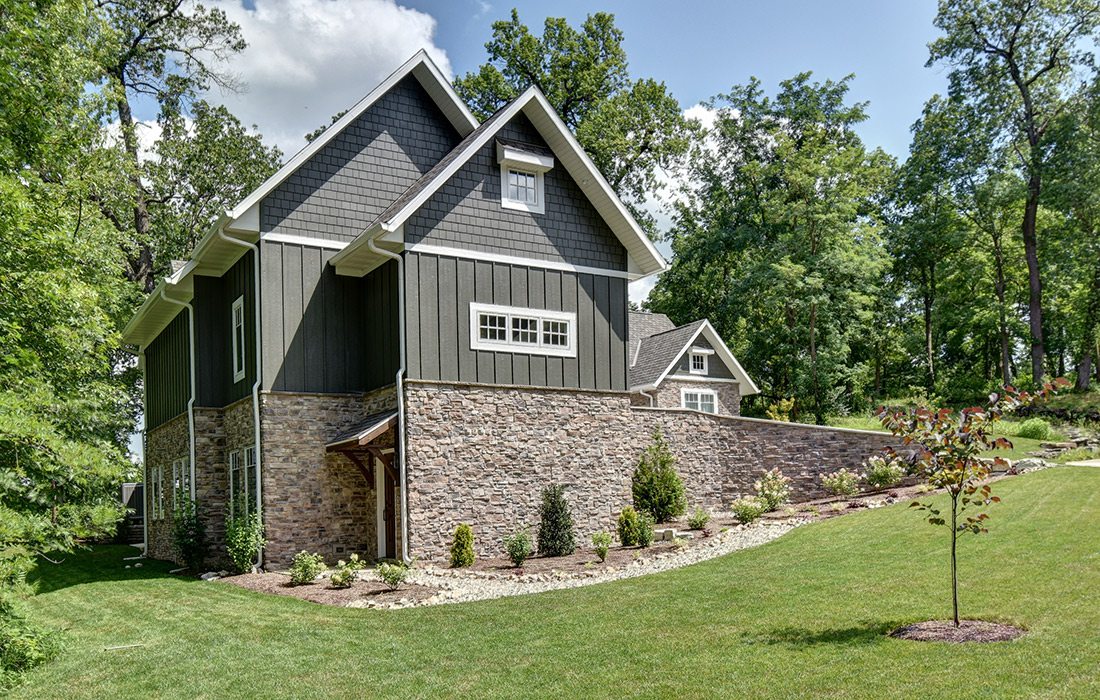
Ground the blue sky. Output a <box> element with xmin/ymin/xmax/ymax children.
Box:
<box><xmin>403</xmin><ymin>0</ymin><xmax>949</xmax><ymax>158</ymax></box>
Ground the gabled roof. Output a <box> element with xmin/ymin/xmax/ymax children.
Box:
<box><xmin>329</xmin><ymin>85</ymin><xmax>667</xmax><ymax>279</ymax></box>
<box><xmin>325</xmin><ymin>410</ymin><xmax>398</xmax><ymax>451</ymax></box>
<box><xmin>123</xmin><ymin>50</ymin><xmax>475</xmax><ymax>348</ymax></box>
<box><xmin>628</xmin><ymin>311</ymin><xmax>675</xmax><ymax>361</ymax></box>
<box><xmin>629</xmin><ymin>319</ymin><xmax>759</xmax><ymax>395</ymax></box>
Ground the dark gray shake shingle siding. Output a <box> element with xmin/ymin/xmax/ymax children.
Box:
<box><xmin>145</xmin><ymin>310</ymin><xmax>190</xmax><ymax>430</ymax></box>
<box><xmin>261</xmin><ymin>240</ymin><xmax>398</xmax><ymax>393</ymax></box>
<box><xmin>193</xmin><ymin>252</ymin><xmax>256</xmax><ymax>408</ymax></box>
<box><xmin>404</xmin><ymin>113</ymin><xmax>627</xmax><ymax>271</ymax></box>
<box><xmin>404</xmin><ymin>251</ymin><xmax>627</xmax><ymax>391</ymax></box>
<box><xmin>260</xmin><ymin>76</ymin><xmax>461</xmax><ymax>243</ymax></box>
<box><xmin>669</xmin><ymin>336</ymin><xmax>736</xmax><ymax>380</ymax></box>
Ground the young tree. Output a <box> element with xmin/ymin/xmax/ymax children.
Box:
<box><xmin>454</xmin><ymin>10</ymin><xmax>695</xmax><ymax>235</ymax></box>
<box><xmin>631</xmin><ymin>430</ymin><xmax>686</xmax><ymax>523</ymax></box>
<box><xmin>878</xmin><ymin>378</ymin><xmax>1069</xmax><ymax>627</ymax></box>
<box><xmin>928</xmin><ymin>0</ymin><xmax>1100</xmax><ymax>383</ymax></box>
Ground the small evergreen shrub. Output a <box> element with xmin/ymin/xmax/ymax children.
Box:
<box><xmin>329</xmin><ymin>554</ymin><xmax>366</xmax><ymax>589</ymax></box>
<box><xmin>730</xmin><ymin>496</ymin><xmax>766</xmax><ymax>524</ymax></box>
<box><xmin>504</xmin><ymin>529</ymin><xmax>534</xmax><ymax>567</ymax></box>
<box><xmin>631</xmin><ymin>430</ymin><xmax>686</xmax><ymax>522</ymax></box>
<box><xmin>591</xmin><ymin>531</ymin><xmax>612</xmax><ymax>562</ymax></box>
<box><xmin>863</xmin><ymin>455</ymin><xmax>906</xmax><ymax>489</ymax></box>
<box><xmin>449</xmin><ymin>523</ymin><xmax>475</xmax><ymax>568</ymax></box>
<box><xmin>377</xmin><ymin>560</ymin><xmax>410</xmax><ymax>590</ymax></box>
<box><xmin>1016</xmin><ymin>417</ymin><xmax>1052</xmax><ymax>440</ymax></box>
<box><xmin>537</xmin><ymin>484</ymin><xmax>575</xmax><ymax>556</ymax></box>
<box><xmin>616</xmin><ymin>506</ymin><xmax>654</xmax><ymax>547</ymax></box>
<box><xmin>289</xmin><ymin>551</ymin><xmax>326</xmax><ymax>586</ymax></box>
<box><xmin>171</xmin><ymin>496</ymin><xmax>207</xmax><ymax>572</ymax></box>
<box><xmin>687</xmin><ymin>507</ymin><xmax>711</xmax><ymax>530</ymax></box>
<box><xmin>754</xmin><ymin>468</ymin><xmax>791</xmax><ymax>511</ymax></box>
<box><xmin>225</xmin><ymin>510</ymin><xmax>265</xmax><ymax>574</ymax></box>
<box><xmin>820</xmin><ymin>468</ymin><xmax>860</xmax><ymax>497</ymax></box>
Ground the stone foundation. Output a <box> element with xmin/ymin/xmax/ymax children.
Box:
<box><xmin>403</xmin><ymin>381</ymin><xmax>895</xmax><ymax>560</ymax></box>
<box><xmin>633</xmin><ymin>378</ymin><xmax>742</xmax><ymax>416</ymax></box>
<box><xmin>144</xmin><ymin>413</ymin><xmax>189</xmax><ymax>561</ymax></box>
<box><xmin>259</xmin><ymin>386</ymin><xmax>397</xmax><ymax>568</ymax></box>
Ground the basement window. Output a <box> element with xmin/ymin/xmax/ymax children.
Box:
<box><xmin>682</xmin><ymin>389</ymin><xmax>717</xmax><ymax>414</ymax></box>
<box><xmin>470</xmin><ymin>302</ymin><xmax>576</xmax><ymax>358</ymax></box>
<box><xmin>232</xmin><ymin>295</ymin><xmax>246</xmax><ymax>383</ymax></box>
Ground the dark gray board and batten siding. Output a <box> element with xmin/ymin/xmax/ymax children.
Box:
<box><xmin>260</xmin><ymin>240</ymin><xmax>398</xmax><ymax>394</ymax></box>
<box><xmin>260</xmin><ymin>75</ymin><xmax>462</xmax><ymax>244</ymax></box>
<box><xmin>144</xmin><ymin>311</ymin><xmax>190</xmax><ymax>430</ymax></box>
<box><xmin>405</xmin><ymin>251</ymin><xmax>628</xmax><ymax>391</ymax></box>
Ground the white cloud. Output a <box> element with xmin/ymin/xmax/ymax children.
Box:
<box><xmin>206</xmin><ymin>0</ymin><xmax>452</xmax><ymax>156</ymax></box>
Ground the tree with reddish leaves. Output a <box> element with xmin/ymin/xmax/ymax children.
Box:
<box><xmin>878</xmin><ymin>377</ymin><xmax>1070</xmax><ymax>627</ymax></box>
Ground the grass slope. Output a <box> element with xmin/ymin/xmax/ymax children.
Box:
<box><xmin>828</xmin><ymin>414</ymin><xmax>1060</xmax><ymax>460</ymax></box>
<box><xmin>15</xmin><ymin>468</ymin><xmax>1100</xmax><ymax>699</ymax></box>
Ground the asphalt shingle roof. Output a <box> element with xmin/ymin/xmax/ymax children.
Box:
<box><xmin>629</xmin><ymin>318</ymin><xmax>706</xmax><ymax>389</ymax></box>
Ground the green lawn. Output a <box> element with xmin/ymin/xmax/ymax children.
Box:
<box><xmin>15</xmin><ymin>468</ymin><xmax>1100</xmax><ymax>699</ymax></box>
<box><xmin>828</xmin><ymin>414</ymin><xmax>1060</xmax><ymax>460</ymax></box>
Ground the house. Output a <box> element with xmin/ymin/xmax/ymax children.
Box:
<box><xmin>628</xmin><ymin>312</ymin><xmax>758</xmax><ymax>415</ymax></box>
<box><xmin>125</xmin><ymin>51</ymin><xmax>892</xmax><ymax>568</ymax></box>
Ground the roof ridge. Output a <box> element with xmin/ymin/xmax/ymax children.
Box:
<box><xmin>643</xmin><ymin>318</ymin><xmax>706</xmax><ymax>339</ymax></box>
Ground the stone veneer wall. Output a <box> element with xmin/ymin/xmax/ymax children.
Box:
<box><xmin>259</xmin><ymin>385</ymin><xmax>397</xmax><ymax>568</ymax></box>
<box><xmin>403</xmin><ymin>381</ymin><xmax>896</xmax><ymax>560</ymax></box>
<box><xmin>144</xmin><ymin>412</ymin><xmax>189</xmax><ymax>560</ymax></box>
<box><xmin>635</xmin><ymin>379</ymin><xmax>742</xmax><ymax>416</ymax></box>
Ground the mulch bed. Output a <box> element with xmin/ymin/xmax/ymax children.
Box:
<box><xmin>890</xmin><ymin>619</ymin><xmax>1026</xmax><ymax>643</ymax></box>
<box><xmin>218</xmin><ymin>572</ymin><xmax>437</xmax><ymax>606</ymax></box>
<box><xmin>461</xmin><ymin>540</ymin><xmax>683</xmax><ymax>575</ymax></box>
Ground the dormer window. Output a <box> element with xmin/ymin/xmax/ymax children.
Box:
<box><xmin>689</xmin><ymin>347</ymin><xmax>712</xmax><ymax>375</ymax></box>
<box><xmin>498</xmin><ymin>141</ymin><xmax>553</xmax><ymax>215</ymax></box>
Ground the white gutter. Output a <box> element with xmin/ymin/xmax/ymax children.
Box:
<box><xmin>158</xmin><ymin>289</ymin><xmax>197</xmax><ymax>501</ymax></box>
<box><xmin>216</xmin><ymin>228</ymin><xmax>265</xmax><ymax>566</ymax></box>
<box><xmin>366</xmin><ymin>235</ymin><xmax>411</xmax><ymax>564</ymax></box>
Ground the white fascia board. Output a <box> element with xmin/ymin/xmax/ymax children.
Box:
<box><xmin>226</xmin><ymin>51</ymin><xmax>477</xmax><ymax>224</ymax></box>
<box><xmin>651</xmin><ymin>320</ymin><xmax>760</xmax><ymax>395</ymax></box>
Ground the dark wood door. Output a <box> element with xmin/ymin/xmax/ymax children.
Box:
<box><xmin>383</xmin><ymin>469</ymin><xmax>396</xmax><ymax>559</ymax></box>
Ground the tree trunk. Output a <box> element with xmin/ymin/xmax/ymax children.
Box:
<box><xmin>951</xmin><ymin>493</ymin><xmax>959</xmax><ymax>628</ymax></box>
<box><xmin>991</xmin><ymin>222</ymin><xmax>1013</xmax><ymax>385</ymax></box>
<box><xmin>1023</xmin><ymin>174</ymin><xmax>1045</xmax><ymax>384</ymax></box>
<box><xmin>1077</xmin><ymin>251</ymin><xmax>1100</xmax><ymax>391</ymax></box>
<box><xmin>922</xmin><ymin>267</ymin><xmax>936</xmax><ymax>391</ymax></box>
<box><xmin>114</xmin><ymin>87</ymin><xmax>156</xmax><ymax>292</ymax></box>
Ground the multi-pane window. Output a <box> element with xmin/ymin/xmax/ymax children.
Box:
<box><xmin>228</xmin><ymin>446</ymin><xmax>258</xmax><ymax>517</ymax></box>
<box><xmin>507</xmin><ymin>169</ymin><xmax>538</xmax><ymax>204</ymax></box>
<box><xmin>171</xmin><ymin>457</ymin><xmax>191</xmax><ymax>509</ymax></box>
<box><xmin>682</xmin><ymin>390</ymin><xmax>717</xmax><ymax>414</ymax></box>
<box><xmin>149</xmin><ymin>464</ymin><xmax>164</xmax><ymax>520</ymax></box>
<box><xmin>690</xmin><ymin>352</ymin><xmax>707</xmax><ymax>374</ymax></box>
<box><xmin>232</xmin><ymin>295</ymin><xmax>246</xmax><ymax>382</ymax></box>
<box><xmin>470</xmin><ymin>303</ymin><xmax>576</xmax><ymax>357</ymax></box>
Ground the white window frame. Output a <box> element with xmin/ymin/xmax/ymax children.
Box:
<box><xmin>171</xmin><ymin>456</ymin><xmax>191</xmax><ymax>510</ymax></box>
<box><xmin>690</xmin><ymin>351</ymin><xmax>709</xmax><ymax>375</ymax></box>
<box><xmin>681</xmin><ymin>388</ymin><xmax>718</xmax><ymax>414</ymax></box>
<box><xmin>498</xmin><ymin>143</ymin><xmax>553</xmax><ymax>215</ymax></box>
<box><xmin>228</xmin><ymin>446</ymin><xmax>257</xmax><ymax>517</ymax></box>
<box><xmin>469</xmin><ymin>302</ymin><xmax>577</xmax><ymax>358</ymax></box>
<box><xmin>231</xmin><ymin>295</ymin><xmax>246</xmax><ymax>383</ymax></box>
<box><xmin>149</xmin><ymin>464</ymin><xmax>164</xmax><ymax>520</ymax></box>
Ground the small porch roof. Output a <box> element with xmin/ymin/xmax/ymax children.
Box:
<box><xmin>325</xmin><ymin>410</ymin><xmax>398</xmax><ymax>451</ymax></box>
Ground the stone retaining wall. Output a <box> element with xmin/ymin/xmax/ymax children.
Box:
<box><xmin>403</xmin><ymin>381</ymin><xmax>895</xmax><ymax>560</ymax></box>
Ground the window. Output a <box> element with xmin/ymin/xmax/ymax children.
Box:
<box><xmin>682</xmin><ymin>389</ymin><xmax>717</xmax><ymax>414</ymax></box>
<box><xmin>690</xmin><ymin>352</ymin><xmax>708</xmax><ymax>374</ymax></box>
<box><xmin>498</xmin><ymin>142</ymin><xmax>553</xmax><ymax>214</ymax></box>
<box><xmin>232</xmin><ymin>295</ymin><xmax>246</xmax><ymax>383</ymax></box>
<box><xmin>470</xmin><ymin>303</ymin><xmax>576</xmax><ymax>357</ymax></box>
<box><xmin>228</xmin><ymin>446</ymin><xmax>257</xmax><ymax>517</ymax></box>
<box><xmin>149</xmin><ymin>464</ymin><xmax>164</xmax><ymax>520</ymax></box>
<box><xmin>171</xmin><ymin>456</ymin><xmax>191</xmax><ymax>510</ymax></box>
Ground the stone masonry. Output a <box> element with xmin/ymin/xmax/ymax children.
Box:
<box><xmin>144</xmin><ymin>412</ymin><xmax>189</xmax><ymax>560</ymax></box>
<box><xmin>632</xmin><ymin>378</ymin><xmax>742</xmax><ymax>416</ymax></box>
<box><xmin>403</xmin><ymin>380</ymin><xmax>895</xmax><ymax>560</ymax></box>
<box><xmin>259</xmin><ymin>385</ymin><xmax>397</xmax><ymax>567</ymax></box>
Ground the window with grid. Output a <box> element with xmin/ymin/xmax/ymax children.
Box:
<box><xmin>232</xmin><ymin>295</ymin><xmax>246</xmax><ymax>382</ymax></box>
<box><xmin>171</xmin><ymin>457</ymin><xmax>191</xmax><ymax>509</ymax></box>
<box><xmin>683</xmin><ymin>391</ymin><xmax>717</xmax><ymax>414</ymax></box>
<box><xmin>470</xmin><ymin>303</ymin><xmax>576</xmax><ymax>357</ymax></box>
<box><xmin>228</xmin><ymin>449</ymin><xmax>247</xmax><ymax>517</ymax></box>
<box><xmin>690</xmin><ymin>352</ymin><xmax>707</xmax><ymax>374</ymax></box>
<box><xmin>507</xmin><ymin>169</ymin><xmax>537</xmax><ymax>204</ymax></box>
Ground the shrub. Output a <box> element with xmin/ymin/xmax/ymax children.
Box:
<box><xmin>765</xmin><ymin>397</ymin><xmax>795</xmax><ymax>422</ymax></box>
<box><xmin>0</xmin><ymin>607</ymin><xmax>60</xmax><ymax>691</ymax></box>
<box><xmin>537</xmin><ymin>484</ymin><xmax>575</xmax><ymax>556</ymax></box>
<box><xmin>377</xmin><ymin>560</ymin><xmax>410</xmax><ymax>590</ymax></box>
<box><xmin>289</xmin><ymin>551</ymin><xmax>326</xmax><ymax>586</ymax></box>
<box><xmin>171</xmin><ymin>496</ymin><xmax>207</xmax><ymax>572</ymax></box>
<box><xmin>754</xmin><ymin>468</ymin><xmax>791</xmax><ymax>511</ymax></box>
<box><xmin>591</xmin><ymin>531</ymin><xmax>612</xmax><ymax>562</ymax></box>
<box><xmin>631</xmin><ymin>430</ymin><xmax>686</xmax><ymax>522</ymax></box>
<box><xmin>687</xmin><ymin>507</ymin><xmax>711</xmax><ymax>530</ymax></box>
<box><xmin>1015</xmin><ymin>417</ymin><xmax>1052</xmax><ymax>440</ymax></box>
<box><xmin>820</xmin><ymin>468</ymin><xmax>860</xmax><ymax>497</ymax></box>
<box><xmin>329</xmin><ymin>554</ymin><xmax>366</xmax><ymax>589</ymax></box>
<box><xmin>730</xmin><ymin>496</ymin><xmax>766</xmax><ymax>524</ymax></box>
<box><xmin>449</xmin><ymin>523</ymin><xmax>475</xmax><ymax>568</ymax></box>
<box><xmin>224</xmin><ymin>510</ymin><xmax>265</xmax><ymax>574</ymax></box>
<box><xmin>864</xmin><ymin>455</ymin><xmax>906</xmax><ymax>489</ymax></box>
<box><xmin>617</xmin><ymin>506</ymin><xmax>654</xmax><ymax>547</ymax></box>
<box><xmin>504</xmin><ymin>529</ymin><xmax>534</xmax><ymax>567</ymax></box>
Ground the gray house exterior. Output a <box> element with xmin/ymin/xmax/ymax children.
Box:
<box><xmin>125</xmin><ymin>52</ymin><xmax>891</xmax><ymax>568</ymax></box>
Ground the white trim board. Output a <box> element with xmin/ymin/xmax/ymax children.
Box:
<box><xmin>409</xmin><ymin>243</ymin><xmax>634</xmax><ymax>280</ymax></box>
<box><xmin>261</xmin><ymin>233</ymin><xmax>350</xmax><ymax>250</ymax></box>
<box><xmin>646</xmin><ymin>320</ymin><xmax>760</xmax><ymax>396</ymax></box>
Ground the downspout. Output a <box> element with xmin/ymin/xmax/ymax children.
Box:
<box><xmin>366</xmin><ymin>233</ymin><xmax>411</xmax><ymax>564</ymax></box>
<box><xmin>216</xmin><ymin>228</ymin><xmax>264</xmax><ymax>565</ymax></box>
<box><xmin>159</xmin><ymin>289</ymin><xmax>197</xmax><ymax>500</ymax></box>
<box><xmin>639</xmin><ymin>388</ymin><xmax>655</xmax><ymax>408</ymax></box>
<box><xmin>139</xmin><ymin>348</ymin><xmax>149</xmax><ymax>554</ymax></box>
